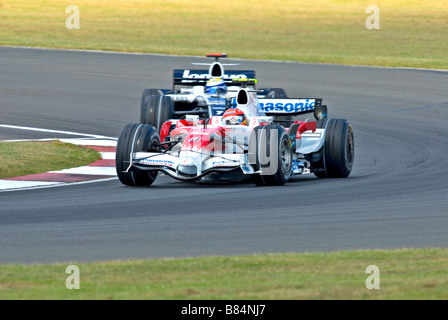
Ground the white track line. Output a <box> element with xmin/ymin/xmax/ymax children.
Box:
<box><xmin>0</xmin><ymin>124</ymin><xmax>117</xmax><ymax>140</ymax></box>
<box><xmin>0</xmin><ymin>177</ymin><xmax>118</xmax><ymax>193</ymax></box>
<box><xmin>99</xmin><ymin>152</ymin><xmax>116</xmax><ymax>160</ymax></box>
<box><xmin>1</xmin><ymin>138</ymin><xmax>57</xmax><ymax>143</ymax></box>
<box><xmin>49</xmin><ymin>166</ymin><xmax>116</xmax><ymax>176</ymax></box>
<box><xmin>0</xmin><ymin>180</ymin><xmax>60</xmax><ymax>190</ymax></box>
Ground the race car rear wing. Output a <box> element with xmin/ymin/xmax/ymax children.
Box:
<box><xmin>173</xmin><ymin>69</ymin><xmax>256</xmax><ymax>87</ymax></box>
<box><xmin>258</xmin><ymin>98</ymin><xmax>327</xmax><ymax>120</ymax></box>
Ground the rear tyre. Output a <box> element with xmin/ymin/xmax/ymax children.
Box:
<box><xmin>250</xmin><ymin>124</ymin><xmax>293</xmax><ymax>186</ymax></box>
<box><xmin>116</xmin><ymin>123</ymin><xmax>160</xmax><ymax>186</ymax></box>
<box><xmin>313</xmin><ymin>118</ymin><xmax>354</xmax><ymax>178</ymax></box>
<box><xmin>140</xmin><ymin>88</ymin><xmax>164</xmax><ymax>114</ymax></box>
<box><xmin>140</xmin><ymin>95</ymin><xmax>174</xmax><ymax>130</ymax></box>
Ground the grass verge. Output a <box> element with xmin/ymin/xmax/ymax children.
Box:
<box><xmin>0</xmin><ymin>140</ymin><xmax>100</xmax><ymax>179</ymax></box>
<box><xmin>1</xmin><ymin>248</ymin><xmax>447</xmax><ymax>299</ymax></box>
<box><xmin>0</xmin><ymin>0</ymin><xmax>447</xmax><ymax>69</ymax></box>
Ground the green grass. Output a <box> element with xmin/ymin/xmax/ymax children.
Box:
<box><xmin>0</xmin><ymin>141</ymin><xmax>100</xmax><ymax>178</ymax></box>
<box><xmin>0</xmin><ymin>0</ymin><xmax>447</xmax><ymax>69</ymax></box>
<box><xmin>1</xmin><ymin>249</ymin><xmax>447</xmax><ymax>299</ymax></box>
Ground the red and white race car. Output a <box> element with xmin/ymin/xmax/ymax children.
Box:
<box><xmin>116</xmin><ymin>80</ymin><xmax>354</xmax><ymax>186</ymax></box>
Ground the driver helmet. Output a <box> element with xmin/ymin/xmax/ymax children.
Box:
<box><xmin>205</xmin><ymin>78</ymin><xmax>227</xmax><ymax>95</ymax></box>
<box><xmin>222</xmin><ymin>108</ymin><xmax>247</xmax><ymax>125</ymax></box>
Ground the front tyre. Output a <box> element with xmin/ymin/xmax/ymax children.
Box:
<box><xmin>116</xmin><ymin>123</ymin><xmax>160</xmax><ymax>186</ymax></box>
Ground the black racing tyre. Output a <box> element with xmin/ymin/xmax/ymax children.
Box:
<box><xmin>250</xmin><ymin>124</ymin><xmax>293</xmax><ymax>186</ymax></box>
<box><xmin>313</xmin><ymin>118</ymin><xmax>354</xmax><ymax>178</ymax></box>
<box><xmin>259</xmin><ymin>88</ymin><xmax>288</xmax><ymax>99</ymax></box>
<box><xmin>116</xmin><ymin>123</ymin><xmax>160</xmax><ymax>186</ymax></box>
<box><xmin>140</xmin><ymin>95</ymin><xmax>174</xmax><ymax>130</ymax></box>
<box><xmin>140</xmin><ymin>88</ymin><xmax>164</xmax><ymax>113</ymax></box>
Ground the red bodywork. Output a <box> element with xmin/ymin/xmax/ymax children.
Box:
<box><xmin>295</xmin><ymin>121</ymin><xmax>317</xmax><ymax>139</ymax></box>
<box><xmin>160</xmin><ymin>119</ymin><xmax>318</xmax><ymax>153</ymax></box>
<box><xmin>160</xmin><ymin>119</ymin><xmax>205</xmax><ymax>142</ymax></box>
<box><xmin>170</xmin><ymin>122</ymin><xmax>226</xmax><ymax>153</ymax></box>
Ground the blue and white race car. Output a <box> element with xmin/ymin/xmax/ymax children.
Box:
<box><xmin>140</xmin><ymin>53</ymin><xmax>290</xmax><ymax>130</ymax></box>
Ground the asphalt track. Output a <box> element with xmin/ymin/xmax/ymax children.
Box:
<box><xmin>1</xmin><ymin>47</ymin><xmax>447</xmax><ymax>264</ymax></box>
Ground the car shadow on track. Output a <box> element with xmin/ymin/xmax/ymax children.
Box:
<box><xmin>116</xmin><ymin>172</ymin><xmax>370</xmax><ymax>190</ymax></box>
<box><xmin>141</xmin><ymin>174</ymin><xmax>333</xmax><ymax>189</ymax></box>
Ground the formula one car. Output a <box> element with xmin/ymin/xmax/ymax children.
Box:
<box><xmin>117</xmin><ymin>80</ymin><xmax>354</xmax><ymax>186</ymax></box>
<box><xmin>140</xmin><ymin>53</ymin><xmax>289</xmax><ymax>130</ymax></box>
